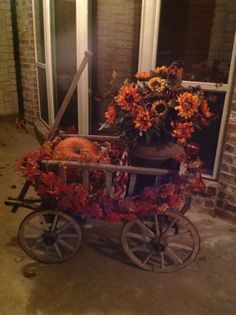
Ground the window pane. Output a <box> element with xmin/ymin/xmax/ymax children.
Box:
<box><xmin>34</xmin><ymin>0</ymin><xmax>45</xmax><ymax>63</ymax></box>
<box><xmin>193</xmin><ymin>91</ymin><xmax>225</xmax><ymax>174</ymax></box>
<box><xmin>156</xmin><ymin>0</ymin><xmax>236</xmax><ymax>83</ymax></box>
<box><xmin>51</xmin><ymin>0</ymin><xmax>77</xmax><ymax>129</ymax></box>
<box><xmin>89</xmin><ymin>0</ymin><xmax>142</xmax><ymax>133</ymax></box>
<box><xmin>38</xmin><ymin>67</ymin><xmax>49</xmax><ymax>124</ymax></box>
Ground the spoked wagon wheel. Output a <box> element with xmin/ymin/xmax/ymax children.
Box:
<box><xmin>18</xmin><ymin>210</ymin><xmax>82</xmax><ymax>263</ymax></box>
<box><xmin>121</xmin><ymin>210</ymin><xmax>200</xmax><ymax>272</ymax></box>
<box><xmin>177</xmin><ymin>194</ymin><xmax>192</xmax><ymax>215</ymax></box>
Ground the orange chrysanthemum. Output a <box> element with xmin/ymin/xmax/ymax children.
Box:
<box><xmin>147</xmin><ymin>77</ymin><xmax>165</xmax><ymax>93</ymax></box>
<box><xmin>116</xmin><ymin>84</ymin><xmax>141</xmax><ymax>111</ymax></box>
<box><xmin>105</xmin><ymin>105</ymin><xmax>117</xmax><ymax>124</ymax></box>
<box><xmin>201</xmin><ymin>100</ymin><xmax>213</xmax><ymax>118</ymax></box>
<box><xmin>171</xmin><ymin>121</ymin><xmax>195</xmax><ymax>145</ymax></box>
<box><xmin>135</xmin><ymin>71</ymin><xmax>152</xmax><ymax>81</ymax></box>
<box><xmin>175</xmin><ymin>92</ymin><xmax>199</xmax><ymax>119</ymax></box>
<box><xmin>133</xmin><ymin>107</ymin><xmax>152</xmax><ymax>132</ymax></box>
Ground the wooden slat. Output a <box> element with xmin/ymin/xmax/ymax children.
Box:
<box><xmin>128</xmin><ymin>174</ymin><xmax>137</xmax><ymax>197</ymax></box>
<box><xmin>104</xmin><ymin>172</ymin><xmax>113</xmax><ymax>196</ymax></box>
<box><xmin>41</xmin><ymin>160</ymin><xmax>171</xmax><ymax>176</ymax></box>
<box><xmin>82</xmin><ymin>170</ymin><xmax>89</xmax><ymax>188</ymax></box>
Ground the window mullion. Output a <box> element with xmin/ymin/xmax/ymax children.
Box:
<box><xmin>43</xmin><ymin>0</ymin><xmax>55</xmax><ymax>127</ymax></box>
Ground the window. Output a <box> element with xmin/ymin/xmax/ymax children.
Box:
<box><xmin>33</xmin><ymin>0</ymin><xmax>236</xmax><ymax>178</ymax></box>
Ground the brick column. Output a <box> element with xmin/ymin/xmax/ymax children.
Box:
<box><xmin>0</xmin><ymin>0</ymin><xmax>18</xmax><ymax>115</ymax></box>
<box><xmin>216</xmin><ymin>66</ymin><xmax>236</xmax><ymax>221</ymax></box>
<box><xmin>16</xmin><ymin>0</ymin><xmax>39</xmax><ymax>124</ymax></box>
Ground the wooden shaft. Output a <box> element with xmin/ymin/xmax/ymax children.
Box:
<box><xmin>47</xmin><ymin>51</ymin><xmax>93</xmax><ymax>141</ymax></box>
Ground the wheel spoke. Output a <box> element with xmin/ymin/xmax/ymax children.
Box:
<box><xmin>25</xmin><ymin>234</ymin><xmax>42</xmax><ymax>239</ymax></box>
<box><xmin>28</xmin><ymin>223</ymin><xmax>44</xmax><ymax>233</ymax></box>
<box><xmin>51</xmin><ymin>214</ymin><xmax>59</xmax><ymax>231</ymax></box>
<box><xmin>53</xmin><ymin>243</ymin><xmax>62</xmax><ymax>258</ymax></box>
<box><xmin>154</xmin><ymin>214</ymin><xmax>160</xmax><ymax>236</ymax></box>
<box><xmin>168</xmin><ymin>242</ymin><xmax>193</xmax><ymax>251</ymax></box>
<box><xmin>57</xmin><ymin>238</ymin><xmax>74</xmax><ymax>251</ymax></box>
<box><xmin>56</xmin><ymin>222</ymin><xmax>73</xmax><ymax>234</ymax></box>
<box><xmin>39</xmin><ymin>215</ymin><xmax>50</xmax><ymax>229</ymax></box>
<box><xmin>126</xmin><ymin>232</ymin><xmax>151</xmax><ymax>242</ymax></box>
<box><xmin>59</xmin><ymin>233</ymin><xmax>78</xmax><ymax>239</ymax></box>
<box><xmin>160</xmin><ymin>252</ymin><xmax>165</xmax><ymax>269</ymax></box>
<box><xmin>161</xmin><ymin>219</ymin><xmax>178</xmax><ymax>237</ymax></box>
<box><xmin>131</xmin><ymin>244</ymin><xmax>151</xmax><ymax>253</ymax></box>
<box><xmin>143</xmin><ymin>249</ymin><xmax>155</xmax><ymax>265</ymax></box>
<box><xmin>136</xmin><ymin>220</ymin><xmax>155</xmax><ymax>238</ymax></box>
<box><xmin>165</xmin><ymin>247</ymin><xmax>183</xmax><ymax>264</ymax></box>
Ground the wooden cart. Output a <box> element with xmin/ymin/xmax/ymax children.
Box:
<box><xmin>5</xmin><ymin>52</ymin><xmax>200</xmax><ymax>272</ymax></box>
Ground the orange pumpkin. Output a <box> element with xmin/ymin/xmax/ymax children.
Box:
<box><xmin>53</xmin><ymin>137</ymin><xmax>99</xmax><ymax>162</ymax></box>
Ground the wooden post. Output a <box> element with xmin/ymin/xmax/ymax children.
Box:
<box><xmin>46</xmin><ymin>50</ymin><xmax>93</xmax><ymax>141</ymax></box>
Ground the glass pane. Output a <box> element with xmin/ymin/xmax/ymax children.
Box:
<box><xmin>51</xmin><ymin>0</ymin><xmax>77</xmax><ymax>130</ymax></box>
<box><xmin>34</xmin><ymin>0</ymin><xmax>45</xmax><ymax>63</ymax></box>
<box><xmin>38</xmin><ymin>67</ymin><xmax>49</xmax><ymax>124</ymax></box>
<box><xmin>156</xmin><ymin>0</ymin><xmax>236</xmax><ymax>83</ymax></box>
<box><xmin>193</xmin><ymin>91</ymin><xmax>225</xmax><ymax>175</ymax></box>
<box><xmin>89</xmin><ymin>0</ymin><xmax>142</xmax><ymax>133</ymax></box>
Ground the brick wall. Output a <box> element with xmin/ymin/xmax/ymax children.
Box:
<box><xmin>216</xmin><ymin>65</ymin><xmax>236</xmax><ymax>221</ymax></box>
<box><xmin>91</xmin><ymin>0</ymin><xmax>142</xmax><ymax>129</ymax></box>
<box><xmin>16</xmin><ymin>0</ymin><xmax>38</xmax><ymax>124</ymax></box>
<box><xmin>0</xmin><ymin>0</ymin><xmax>18</xmax><ymax>115</ymax></box>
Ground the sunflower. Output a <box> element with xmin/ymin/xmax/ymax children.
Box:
<box><xmin>116</xmin><ymin>84</ymin><xmax>141</xmax><ymax>111</ymax></box>
<box><xmin>146</xmin><ymin>77</ymin><xmax>165</xmax><ymax>93</ymax></box>
<box><xmin>175</xmin><ymin>92</ymin><xmax>199</xmax><ymax>119</ymax></box>
<box><xmin>135</xmin><ymin>71</ymin><xmax>152</xmax><ymax>81</ymax></box>
<box><xmin>151</xmin><ymin>100</ymin><xmax>168</xmax><ymax>117</ymax></box>
<box><xmin>133</xmin><ymin>107</ymin><xmax>152</xmax><ymax>132</ymax></box>
<box><xmin>201</xmin><ymin>100</ymin><xmax>213</xmax><ymax>118</ymax></box>
<box><xmin>105</xmin><ymin>105</ymin><xmax>117</xmax><ymax>124</ymax></box>
<box><xmin>171</xmin><ymin>121</ymin><xmax>195</xmax><ymax>144</ymax></box>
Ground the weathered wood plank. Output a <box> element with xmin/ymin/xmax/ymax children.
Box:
<box><xmin>41</xmin><ymin>160</ymin><xmax>171</xmax><ymax>176</ymax></box>
<box><xmin>104</xmin><ymin>172</ymin><xmax>113</xmax><ymax>196</ymax></box>
<box><xmin>128</xmin><ymin>174</ymin><xmax>137</xmax><ymax>197</ymax></box>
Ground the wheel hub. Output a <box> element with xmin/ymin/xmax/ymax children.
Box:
<box><xmin>152</xmin><ymin>237</ymin><xmax>165</xmax><ymax>253</ymax></box>
<box><xmin>42</xmin><ymin>231</ymin><xmax>57</xmax><ymax>246</ymax></box>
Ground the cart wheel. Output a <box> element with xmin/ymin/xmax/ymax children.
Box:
<box><xmin>121</xmin><ymin>210</ymin><xmax>200</xmax><ymax>272</ymax></box>
<box><xmin>18</xmin><ymin>210</ymin><xmax>82</xmax><ymax>263</ymax></box>
<box><xmin>178</xmin><ymin>194</ymin><xmax>192</xmax><ymax>214</ymax></box>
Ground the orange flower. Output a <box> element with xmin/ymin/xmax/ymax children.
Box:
<box><xmin>155</xmin><ymin>66</ymin><xmax>168</xmax><ymax>76</ymax></box>
<box><xmin>105</xmin><ymin>105</ymin><xmax>117</xmax><ymax>124</ymax></box>
<box><xmin>201</xmin><ymin>100</ymin><xmax>213</xmax><ymax>118</ymax></box>
<box><xmin>133</xmin><ymin>107</ymin><xmax>152</xmax><ymax>132</ymax></box>
<box><xmin>116</xmin><ymin>84</ymin><xmax>141</xmax><ymax>111</ymax></box>
<box><xmin>151</xmin><ymin>100</ymin><xmax>168</xmax><ymax>117</ymax></box>
<box><xmin>135</xmin><ymin>71</ymin><xmax>152</xmax><ymax>81</ymax></box>
<box><xmin>147</xmin><ymin>77</ymin><xmax>165</xmax><ymax>93</ymax></box>
<box><xmin>175</xmin><ymin>92</ymin><xmax>199</xmax><ymax>119</ymax></box>
<box><xmin>172</xmin><ymin>121</ymin><xmax>195</xmax><ymax>145</ymax></box>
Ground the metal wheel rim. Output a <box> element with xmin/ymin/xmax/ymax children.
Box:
<box><xmin>121</xmin><ymin>210</ymin><xmax>200</xmax><ymax>272</ymax></box>
<box><xmin>18</xmin><ymin>210</ymin><xmax>82</xmax><ymax>264</ymax></box>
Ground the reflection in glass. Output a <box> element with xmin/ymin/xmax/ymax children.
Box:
<box><xmin>193</xmin><ymin>91</ymin><xmax>225</xmax><ymax>174</ymax></box>
<box><xmin>89</xmin><ymin>0</ymin><xmax>142</xmax><ymax>133</ymax></box>
<box><xmin>34</xmin><ymin>0</ymin><xmax>45</xmax><ymax>63</ymax></box>
<box><xmin>38</xmin><ymin>67</ymin><xmax>49</xmax><ymax>124</ymax></box>
<box><xmin>51</xmin><ymin>0</ymin><xmax>77</xmax><ymax>129</ymax></box>
<box><xmin>156</xmin><ymin>0</ymin><xmax>236</xmax><ymax>83</ymax></box>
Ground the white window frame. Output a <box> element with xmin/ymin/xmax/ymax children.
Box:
<box><xmin>138</xmin><ymin>0</ymin><xmax>236</xmax><ymax>179</ymax></box>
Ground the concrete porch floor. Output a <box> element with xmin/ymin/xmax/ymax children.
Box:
<box><xmin>0</xmin><ymin>116</ymin><xmax>236</xmax><ymax>315</ymax></box>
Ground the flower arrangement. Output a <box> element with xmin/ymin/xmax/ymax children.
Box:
<box><xmin>101</xmin><ymin>62</ymin><xmax>213</xmax><ymax>146</ymax></box>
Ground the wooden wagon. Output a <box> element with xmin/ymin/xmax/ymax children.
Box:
<box><xmin>5</xmin><ymin>52</ymin><xmax>200</xmax><ymax>272</ymax></box>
